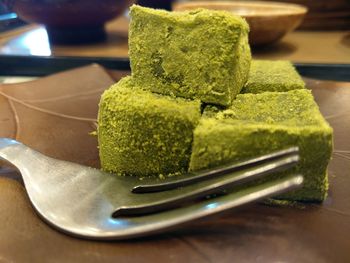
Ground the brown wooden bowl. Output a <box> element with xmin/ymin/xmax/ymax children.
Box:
<box><xmin>275</xmin><ymin>0</ymin><xmax>350</xmax><ymax>30</ymax></box>
<box><xmin>9</xmin><ymin>0</ymin><xmax>133</xmax><ymax>44</ymax></box>
<box><xmin>173</xmin><ymin>1</ymin><xmax>308</xmax><ymax>46</ymax></box>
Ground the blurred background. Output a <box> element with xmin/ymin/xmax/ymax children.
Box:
<box><xmin>138</xmin><ymin>0</ymin><xmax>350</xmax><ymax>30</ymax></box>
<box><xmin>0</xmin><ymin>0</ymin><xmax>349</xmax><ymax>64</ymax></box>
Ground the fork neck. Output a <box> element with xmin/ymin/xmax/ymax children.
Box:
<box><xmin>0</xmin><ymin>138</ymin><xmax>36</xmax><ymax>172</ymax></box>
<box><xmin>0</xmin><ymin>138</ymin><xmax>20</xmax><ymax>149</ymax></box>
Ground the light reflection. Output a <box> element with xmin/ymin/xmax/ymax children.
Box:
<box><xmin>106</xmin><ymin>218</ymin><xmax>130</xmax><ymax>228</ymax></box>
<box><xmin>205</xmin><ymin>202</ymin><xmax>219</xmax><ymax>210</ymax></box>
<box><xmin>1</xmin><ymin>27</ymin><xmax>51</xmax><ymax>56</ymax></box>
<box><xmin>0</xmin><ymin>13</ymin><xmax>18</xmax><ymax>21</ymax></box>
<box><xmin>21</xmin><ymin>28</ymin><xmax>51</xmax><ymax>56</ymax></box>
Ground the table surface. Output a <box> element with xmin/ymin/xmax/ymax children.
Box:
<box><xmin>0</xmin><ymin>16</ymin><xmax>349</xmax><ymax>63</ymax></box>
<box><xmin>0</xmin><ymin>65</ymin><xmax>350</xmax><ymax>263</ymax></box>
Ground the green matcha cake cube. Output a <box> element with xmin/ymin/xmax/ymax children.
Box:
<box><xmin>129</xmin><ymin>5</ymin><xmax>251</xmax><ymax>107</ymax></box>
<box><xmin>98</xmin><ymin>76</ymin><xmax>201</xmax><ymax>176</ymax></box>
<box><xmin>242</xmin><ymin>60</ymin><xmax>305</xmax><ymax>94</ymax></box>
<box><xmin>190</xmin><ymin>89</ymin><xmax>333</xmax><ymax>201</ymax></box>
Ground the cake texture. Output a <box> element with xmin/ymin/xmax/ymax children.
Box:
<box><xmin>129</xmin><ymin>5</ymin><xmax>251</xmax><ymax>107</ymax></box>
<box><xmin>242</xmin><ymin>60</ymin><xmax>305</xmax><ymax>94</ymax></box>
<box><xmin>98</xmin><ymin>76</ymin><xmax>201</xmax><ymax>176</ymax></box>
<box><xmin>189</xmin><ymin>89</ymin><xmax>333</xmax><ymax>201</ymax></box>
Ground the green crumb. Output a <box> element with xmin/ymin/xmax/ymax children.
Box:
<box><xmin>89</xmin><ymin>131</ymin><xmax>97</xmax><ymax>136</ymax></box>
<box><xmin>189</xmin><ymin>89</ymin><xmax>333</xmax><ymax>201</ymax></box>
<box><xmin>129</xmin><ymin>5</ymin><xmax>251</xmax><ymax>107</ymax></box>
<box><xmin>165</xmin><ymin>171</ymin><xmax>183</xmax><ymax>177</ymax></box>
<box><xmin>98</xmin><ymin>76</ymin><xmax>201</xmax><ymax>177</ymax></box>
<box><xmin>242</xmin><ymin>60</ymin><xmax>305</xmax><ymax>94</ymax></box>
<box><xmin>262</xmin><ymin>198</ymin><xmax>306</xmax><ymax>209</ymax></box>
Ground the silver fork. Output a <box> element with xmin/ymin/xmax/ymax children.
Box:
<box><xmin>0</xmin><ymin>138</ymin><xmax>303</xmax><ymax>240</ymax></box>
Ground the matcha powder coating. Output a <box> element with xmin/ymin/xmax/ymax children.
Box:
<box><xmin>98</xmin><ymin>77</ymin><xmax>201</xmax><ymax>176</ymax></box>
<box><xmin>190</xmin><ymin>90</ymin><xmax>333</xmax><ymax>201</ymax></box>
<box><xmin>242</xmin><ymin>60</ymin><xmax>305</xmax><ymax>94</ymax></box>
<box><xmin>129</xmin><ymin>5</ymin><xmax>251</xmax><ymax>107</ymax></box>
<box><xmin>97</xmin><ymin>5</ymin><xmax>333</xmax><ymax>203</ymax></box>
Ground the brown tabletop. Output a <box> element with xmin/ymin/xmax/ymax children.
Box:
<box><xmin>0</xmin><ymin>65</ymin><xmax>349</xmax><ymax>262</ymax></box>
<box><xmin>0</xmin><ymin>16</ymin><xmax>349</xmax><ymax>63</ymax></box>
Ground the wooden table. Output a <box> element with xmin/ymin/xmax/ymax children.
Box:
<box><xmin>0</xmin><ymin>16</ymin><xmax>349</xmax><ymax>63</ymax></box>
<box><xmin>0</xmin><ymin>65</ymin><xmax>350</xmax><ymax>263</ymax></box>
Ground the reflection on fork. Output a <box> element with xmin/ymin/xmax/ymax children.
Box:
<box><xmin>0</xmin><ymin>138</ymin><xmax>303</xmax><ymax>240</ymax></box>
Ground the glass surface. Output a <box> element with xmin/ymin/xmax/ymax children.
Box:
<box><xmin>1</xmin><ymin>27</ymin><xmax>51</xmax><ymax>56</ymax></box>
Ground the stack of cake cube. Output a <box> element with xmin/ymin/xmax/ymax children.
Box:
<box><xmin>98</xmin><ymin>5</ymin><xmax>333</xmax><ymax>201</ymax></box>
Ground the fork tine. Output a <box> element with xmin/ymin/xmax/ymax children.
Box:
<box><xmin>113</xmin><ymin>153</ymin><xmax>300</xmax><ymax>217</ymax></box>
<box><xmin>132</xmin><ymin>147</ymin><xmax>299</xmax><ymax>194</ymax></box>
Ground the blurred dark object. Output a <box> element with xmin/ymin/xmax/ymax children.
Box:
<box><xmin>0</xmin><ymin>12</ymin><xmax>27</xmax><ymax>33</ymax></box>
<box><xmin>4</xmin><ymin>0</ymin><xmax>133</xmax><ymax>44</ymax></box>
<box><xmin>270</xmin><ymin>0</ymin><xmax>350</xmax><ymax>30</ymax></box>
<box><xmin>1</xmin><ymin>1</ymin><xmax>11</xmax><ymax>14</ymax></box>
<box><xmin>137</xmin><ymin>0</ymin><xmax>173</xmax><ymax>10</ymax></box>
